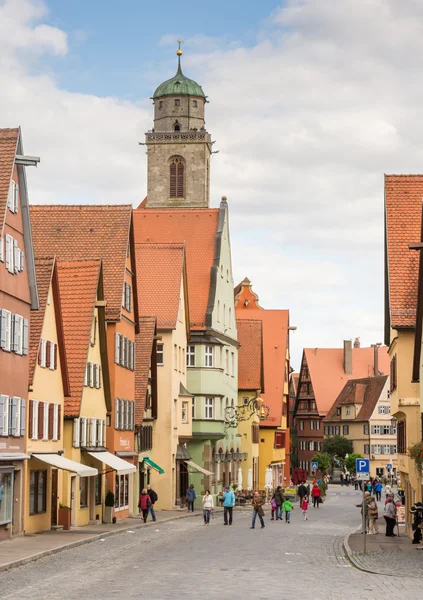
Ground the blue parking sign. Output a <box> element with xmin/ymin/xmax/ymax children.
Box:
<box><xmin>356</xmin><ymin>458</ymin><xmax>370</xmax><ymax>473</ymax></box>
<box><xmin>311</xmin><ymin>461</ymin><xmax>318</xmax><ymax>470</ymax></box>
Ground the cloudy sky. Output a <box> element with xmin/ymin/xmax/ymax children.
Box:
<box><xmin>2</xmin><ymin>0</ymin><xmax>421</xmax><ymax>369</ymax></box>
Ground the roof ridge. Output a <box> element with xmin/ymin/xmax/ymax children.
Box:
<box><xmin>31</xmin><ymin>204</ymin><xmax>133</xmax><ymax>209</ymax></box>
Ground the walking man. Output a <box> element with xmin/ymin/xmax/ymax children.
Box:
<box><xmin>147</xmin><ymin>484</ymin><xmax>157</xmax><ymax>522</ymax></box>
<box><xmin>297</xmin><ymin>481</ymin><xmax>308</xmax><ymax>505</ymax></box>
<box><xmin>223</xmin><ymin>485</ymin><xmax>235</xmax><ymax>525</ymax></box>
<box><xmin>250</xmin><ymin>491</ymin><xmax>265</xmax><ymax>529</ymax></box>
<box><xmin>274</xmin><ymin>485</ymin><xmax>284</xmax><ymax>521</ymax></box>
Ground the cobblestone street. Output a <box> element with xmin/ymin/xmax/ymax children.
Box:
<box><xmin>0</xmin><ymin>488</ymin><xmax>420</xmax><ymax>599</ymax></box>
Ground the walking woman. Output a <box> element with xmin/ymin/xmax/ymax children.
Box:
<box><xmin>202</xmin><ymin>489</ymin><xmax>214</xmax><ymax>526</ymax></box>
<box><xmin>186</xmin><ymin>484</ymin><xmax>196</xmax><ymax>513</ymax></box>
<box><xmin>367</xmin><ymin>495</ymin><xmax>379</xmax><ymax>534</ymax></box>
<box><xmin>250</xmin><ymin>491</ymin><xmax>265</xmax><ymax>529</ymax></box>
<box><xmin>138</xmin><ymin>488</ymin><xmax>152</xmax><ymax>523</ymax></box>
<box><xmin>311</xmin><ymin>483</ymin><xmax>321</xmax><ymax>508</ymax></box>
<box><xmin>384</xmin><ymin>495</ymin><xmax>397</xmax><ymax>537</ymax></box>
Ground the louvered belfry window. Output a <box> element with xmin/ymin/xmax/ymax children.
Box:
<box><xmin>170</xmin><ymin>157</ymin><xmax>184</xmax><ymax>198</ymax></box>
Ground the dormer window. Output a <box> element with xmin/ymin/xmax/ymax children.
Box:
<box><xmin>175</xmin><ymin>99</ymin><xmax>180</xmax><ymax>107</ymax></box>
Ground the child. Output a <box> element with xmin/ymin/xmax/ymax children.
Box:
<box><xmin>270</xmin><ymin>495</ymin><xmax>277</xmax><ymax>520</ymax></box>
<box><xmin>301</xmin><ymin>497</ymin><xmax>309</xmax><ymax>521</ymax></box>
<box><xmin>283</xmin><ymin>498</ymin><xmax>294</xmax><ymax>523</ymax></box>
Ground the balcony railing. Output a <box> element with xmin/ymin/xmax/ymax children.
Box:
<box><xmin>146</xmin><ymin>131</ymin><xmax>211</xmax><ymax>144</ymax></box>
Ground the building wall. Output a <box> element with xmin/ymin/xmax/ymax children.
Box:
<box><xmin>259</xmin><ymin>429</ymin><xmax>287</xmax><ymax>490</ymax></box>
<box><xmin>153</xmin><ymin>95</ymin><xmax>206</xmax><ymax>132</ymax></box>
<box><xmin>238</xmin><ymin>391</ymin><xmax>259</xmax><ymax>491</ymax></box>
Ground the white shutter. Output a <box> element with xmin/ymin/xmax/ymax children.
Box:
<box><xmin>13</xmin><ymin>397</ymin><xmax>21</xmax><ymax>437</ymax></box>
<box><xmin>13</xmin><ymin>182</ymin><xmax>19</xmax><ymax>213</ymax></box>
<box><xmin>5</xmin><ymin>235</ymin><xmax>12</xmax><ymax>272</ymax></box>
<box><xmin>115</xmin><ymin>398</ymin><xmax>120</xmax><ymax>429</ymax></box>
<box><xmin>20</xmin><ymin>399</ymin><xmax>26</xmax><ymax>436</ymax></box>
<box><xmin>41</xmin><ymin>339</ymin><xmax>47</xmax><ymax>367</ymax></box>
<box><xmin>0</xmin><ymin>237</ymin><xmax>3</xmax><ymax>262</ymax></box>
<box><xmin>89</xmin><ymin>362</ymin><xmax>94</xmax><ymax>388</ymax></box>
<box><xmin>4</xmin><ymin>310</ymin><xmax>11</xmax><ymax>351</ymax></box>
<box><xmin>115</xmin><ymin>333</ymin><xmax>120</xmax><ymax>364</ymax></box>
<box><xmin>124</xmin><ymin>400</ymin><xmax>129</xmax><ymax>430</ymax></box>
<box><xmin>7</xmin><ymin>181</ymin><xmax>14</xmax><ymax>211</ymax></box>
<box><xmin>129</xmin><ymin>402</ymin><xmax>134</xmax><ymax>431</ymax></box>
<box><xmin>0</xmin><ymin>310</ymin><xmax>5</xmax><ymax>349</ymax></box>
<box><xmin>90</xmin><ymin>418</ymin><xmax>97</xmax><ymax>447</ymax></box>
<box><xmin>73</xmin><ymin>417</ymin><xmax>81</xmax><ymax>447</ymax></box>
<box><xmin>80</xmin><ymin>417</ymin><xmax>87</xmax><ymax>446</ymax></box>
<box><xmin>84</xmin><ymin>363</ymin><xmax>88</xmax><ymax>386</ymax></box>
<box><xmin>49</xmin><ymin>341</ymin><xmax>55</xmax><ymax>370</ymax></box>
<box><xmin>20</xmin><ymin>250</ymin><xmax>24</xmax><ymax>272</ymax></box>
<box><xmin>53</xmin><ymin>404</ymin><xmax>58</xmax><ymax>441</ymax></box>
<box><xmin>97</xmin><ymin>418</ymin><xmax>104</xmax><ymax>447</ymax></box>
<box><xmin>119</xmin><ymin>399</ymin><xmax>124</xmax><ymax>430</ymax></box>
<box><xmin>23</xmin><ymin>319</ymin><xmax>28</xmax><ymax>355</ymax></box>
<box><xmin>0</xmin><ymin>395</ymin><xmax>8</xmax><ymax>436</ymax></box>
<box><xmin>13</xmin><ymin>239</ymin><xmax>19</xmax><ymax>274</ymax></box>
<box><xmin>32</xmin><ymin>399</ymin><xmax>38</xmax><ymax>440</ymax></box>
<box><xmin>11</xmin><ymin>314</ymin><xmax>18</xmax><ymax>352</ymax></box>
<box><xmin>95</xmin><ymin>364</ymin><xmax>101</xmax><ymax>389</ymax></box>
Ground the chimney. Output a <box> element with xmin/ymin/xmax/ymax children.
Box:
<box><xmin>372</xmin><ymin>343</ymin><xmax>381</xmax><ymax>376</ymax></box>
<box><xmin>343</xmin><ymin>340</ymin><xmax>352</xmax><ymax>375</ymax></box>
<box><xmin>353</xmin><ymin>337</ymin><xmax>360</xmax><ymax>348</ymax></box>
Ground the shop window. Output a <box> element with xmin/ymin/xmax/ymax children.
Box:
<box><xmin>115</xmin><ymin>474</ymin><xmax>129</xmax><ymax>510</ymax></box>
<box><xmin>0</xmin><ymin>471</ymin><xmax>13</xmax><ymax>524</ymax></box>
<box><xmin>95</xmin><ymin>474</ymin><xmax>102</xmax><ymax>505</ymax></box>
<box><xmin>29</xmin><ymin>470</ymin><xmax>47</xmax><ymax>515</ymax></box>
<box><xmin>80</xmin><ymin>477</ymin><xmax>88</xmax><ymax>508</ymax></box>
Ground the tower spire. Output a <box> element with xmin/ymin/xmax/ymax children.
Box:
<box><xmin>176</xmin><ymin>39</ymin><xmax>183</xmax><ymax>73</ymax></box>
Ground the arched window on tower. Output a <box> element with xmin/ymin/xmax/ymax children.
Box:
<box><xmin>169</xmin><ymin>156</ymin><xmax>185</xmax><ymax>198</ymax></box>
<box><xmin>174</xmin><ymin>120</ymin><xmax>181</xmax><ymax>131</ymax></box>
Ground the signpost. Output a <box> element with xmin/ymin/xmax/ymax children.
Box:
<box><xmin>356</xmin><ymin>458</ymin><xmax>370</xmax><ymax>554</ymax></box>
<box><xmin>311</xmin><ymin>461</ymin><xmax>318</xmax><ymax>471</ymax></box>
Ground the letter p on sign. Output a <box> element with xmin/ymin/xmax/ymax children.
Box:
<box><xmin>356</xmin><ymin>458</ymin><xmax>370</xmax><ymax>473</ymax></box>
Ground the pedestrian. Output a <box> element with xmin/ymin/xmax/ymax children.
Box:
<box><xmin>297</xmin><ymin>481</ymin><xmax>308</xmax><ymax>504</ymax></box>
<box><xmin>383</xmin><ymin>495</ymin><xmax>397</xmax><ymax>537</ymax></box>
<box><xmin>301</xmin><ymin>497</ymin><xmax>309</xmax><ymax>520</ymax></box>
<box><xmin>355</xmin><ymin>491</ymin><xmax>371</xmax><ymax>533</ymax></box>
<box><xmin>138</xmin><ymin>488</ymin><xmax>152</xmax><ymax>523</ymax></box>
<box><xmin>146</xmin><ymin>484</ymin><xmax>157</xmax><ymax>522</ymax></box>
<box><xmin>283</xmin><ymin>497</ymin><xmax>294</xmax><ymax>523</ymax></box>
<box><xmin>354</xmin><ymin>477</ymin><xmax>359</xmax><ymax>491</ymax></box>
<box><xmin>270</xmin><ymin>495</ymin><xmax>277</xmax><ymax>520</ymax></box>
<box><xmin>311</xmin><ymin>483</ymin><xmax>321</xmax><ymax>508</ymax></box>
<box><xmin>274</xmin><ymin>485</ymin><xmax>284</xmax><ymax>521</ymax></box>
<box><xmin>374</xmin><ymin>480</ymin><xmax>382</xmax><ymax>502</ymax></box>
<box><xmin>367</xmin><ymin>495</ymin><xmax>379</xmax><ymax>534</ymax></box>
<box><xmin>250</xmin><ymin>491</ymin><xmax>265</xmax><ymax>529</ymax></box>
<box><xmin>223</xmin><ymin>485</ymin><xmax>235</xmax><ymax>526</ymax></box>
<box><xmin>385</xmin><ymin>483</ymin><xmax>392</xmax><ymax>498</ymax></box>
<box><xmin>202</xmin><ymin>489</ymin><xmax>214</xmax><ymax>526</ymax></box>
<box><xmin>340</xmin><ymin>472</ymin><xmax>344</xmax><ymax>486</ymax></box>
<box><xmin>186</xmin><ymin>483</ymin><xmax>196</xmax><ymax>512</ymax></box>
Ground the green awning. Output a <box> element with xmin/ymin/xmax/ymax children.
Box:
<box><xmin>143</xmin><ymin>458</ymin><xmax>164</xmax><ymax>475</ymax></box>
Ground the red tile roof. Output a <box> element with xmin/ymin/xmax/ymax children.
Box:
<box><xmin>135</xmin><ymin>316</ymin><xmax>156</xmax><ymax>425</ymax></box>
<box><xmin>0</xmin><ymin>128</ymin><xmax>19</xmax><ymax>229</ymax></box>
<box><xmin>56</xmin><ymin>260</ymin><xmax>101</xmax><ymax>417</ymax></box>
<box><xmin>304</xmin><ymin>346</ymin><xmax>390</xmax><ymax>416</ymax></box>
<box><xmin>237</xmin><ymin>308</ymin><xmax>288</xmax><ymax>426</ymax></box>
<box><xmin>134</xmin><ymin>243</ymin><xmax>185</xmax><ymax>329</ymax></box>
<box><xmin>237</xmin><ymin>319</ymin><xmax>263</xmax><ymax>390</ymax></box>
<box><xmin>324</xmin><ymin>375</ymin><xmax>388</xmax><ymax>422</ymax></box>
<box><xmin>385</xmin><ymin>175</ymin><xmax>423</xmax><ymax>328</ymax></box>
<box><xmin>30</xmin><ymin>205</ymin><xmax>132</xmax><ymax>321</ymax></box>
<box><xmin>133</xmin><ymin>208</ymin><xmax>219</xmax><ymax>330</ymax></box>
<box><xmin>29</xmin><ymin>257</ymin><xmax>55</xmax><ymax>386</ymax></box>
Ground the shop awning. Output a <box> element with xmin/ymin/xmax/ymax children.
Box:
<box><xmin>32</xmin><ymin>453</ymin><xmax>97</xmax><ymax>477</ymax></box>
<box><xmin>142</xmin><ymin>458</ymin><xmax>164</xmax><ymax>474</ymax></box>
<box><xmin>87</xmin><ymin>451</ymin><xmax>136</xmax><ymax>475</ymax></box>
<box><xmin>0</xmin><ymin>453</ymin><xmax>31</xmax><ymax>461</ymax></box>
<box><xmin>185</xmin><ymin>460</ymin><xmax>214</xmax><ymax>476</ymax></box>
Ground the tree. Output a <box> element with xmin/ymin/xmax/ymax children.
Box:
<box><xmin>323</xmin><ymin>435</ymin><xmax>353</xmax><ymax>459</ymax></box>
<box><xmin>311</xmin><ymin>452</ymin><xmax>331</xmax><ymax>473</ymax></box>
<box><xmin>344</xmin><ymin>453</ymin><xmax>363</xmax><ymax>474</ymax></box>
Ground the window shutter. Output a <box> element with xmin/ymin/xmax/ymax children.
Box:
<box><xmin>119</xmin><ymin>399</ymin><xmax>124</xmax><ymax>430</ymax></box>
<box><xmin>49</xmin><ymin>342</ymin><xmax>55</xmax><ymax>371</ymax></box>
<box><xmin>41</xmin><ymin>339</ymin><xmax>47</xmax><ymax>367</ymax></box>
<box><xmin>73</xmin><ymin>418</ymin><xmax>80</xmax><ymax>447</ymax></box>
<box><xmin>45</xmin><ymin>341</ymin><xmax>51</xmax><ymax>368</ymax></box>
<box><xmin>90</xmin><ymin>418</ymin><xmax>97</xmax><ymax>447</ymax></box>
<box><xmin>115</xmin><ymin>333</ymin><xmax>120</xmax><ymax>364</ymax></box>
<box><xmin>115</xmin><ymin>398</ymin><xmax>120</xmax><ymax>429</ymax></box>
<box><xmin>48</xmin><ymin>403</ymin><xmax>54</xmax><ymax>440</ymax></box>
<box><xmin>96</xmin><ymin>365</ymin><xmax>101</xmax><ymax>389</ymax></box>
<box><xmin>20</xmin><ymin>250</ymin><xmax>24</xmax><ymax>272</ymax></box>
<box><xmin>0</xmin><ymin>395</ymin><xmax>7</xmax><ymax>436</ymax></box>
<box><xmin>14</xmin><ymin>182</ymin><xmax>19</xmax><ymax>213</ymax></box>
<box><xmin>90</xmin><ymin>362</ymin><xmax>94</xmax><ymax>387</ymax></box>
<box><xmin>0</xmin><ymin>237</ymin><xmax>3</xmax><ymax>262</ymax></box>
<box><xmin>38</xmin><ymin>401</ymin><xmax>44</xmax><ymax>439</ymax></box>
<box><xmin>0</xmin><ymin>310</ymin><xmax>5</xmax><ymax>349</ymax></box>
<box><xmin>7</xmin><ymin>181</ymin><xmax>14</xmax><ymax>210</ymax></box>
<box><xmin>92</xmin><ymin>363</ymin><xmax>97</xmax><ymax>388</ymax></box>
<box><xmin>11</xmin><ymin>314</ymin><xmax>18</xmax><ymax>353</ymax></box>
<box><xmin>5</xmin><ymin>235</ymin><xmax>11</xmax><ymax>272</ymax></box>
<box><xmin>9</xmin><ymin>397</ymin><xmax>15</xmax><ymax>435</ymax></box>
<box><xmin>57</xmin><ymin>405</ymin><xmax>61</xmax><ymax>440</ymax></box>
<box><xmin>125</xmin><ymin>400</ymin><xmax>129</xmax><ymax>430</ymax></box>
<box><xmin>23</xmin><ymin>319</ymin><xmax>28</xmax><ymax>355</ymax></box>
<box><xmin>84</xmin><ymin>363</ymin><xmax>88</xmax><ymax>386</ymax></box>
<box><xmin>13</xmin><ymin>397</ymin><xmax>21</xmax><ymax>437</ymax></box>
<box><xmin>13</xmin><ymin>239</ymin><xmax>19</xmax><ymax>274</ymax></box>
<box><xmin>20</xmin><ymin>399</ymin><xmax>26</xmax><ymax>436</ymax></box>
<box><xmin>28</xmin><ymin>400</ymin><xmax>33</xmax><ymax>439</ymax></box>
<box><xmin>170</xmin><ymin>162</ymin><xmax>177</xmax><ymax>197</ymax></box>
<box><xmin>126</xmin><ymin>338</ymin><xmax>130</xmax><ymax>368</ymax></box>
<box><xmin>80</xmin><ymin>417</ymin><xmax>87</xmax><ymax>446</ymax></box>
<box><xmin>129</xmin><ymin>402</ymin><xmax>134</xmax><ymax>431</ymax></box>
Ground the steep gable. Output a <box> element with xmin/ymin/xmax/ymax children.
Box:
<box><xmin>0</xmin><ymin>128</ymin><xmax>19</xmax><ymax>229</ymax></box>
<box><xmin>237</xmin><ymin>319</ymin><xmax>263</xmax><ymax>391</ymax></box>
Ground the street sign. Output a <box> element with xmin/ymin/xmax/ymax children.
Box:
<box><xmin>311</xmin><ymin>461</ymin><xmax>318</xmax><ymax>470</ymax></box>
<box><xmin>386</xmin><ymin>463</ymin><xmax>393</xmax><ymax>469</ymax></box>
<box><xmin>356</xmin><ymin>458</ymin><xmax>370</xmax><ymax>473</ymax></box>
<box><xmin>356</xmin><ymin>472</ymin><xmax>369</xmax><ymax>481</ymax></box>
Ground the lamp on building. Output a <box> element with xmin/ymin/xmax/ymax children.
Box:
<box><xmin>214</xmin><ymin>453</ymin><xmax>220</xmax><ymax>463</ymax></box>
<box><xmin>390</xmin><ymin>417</ymin><xmax>397</xmax><ymax>428</ymax></box>
<box><xmin>227</xmin><ymin>452</ymin><xmax>233</xmax><ymax>462</ymax></box>
<box><xmin>243</xmin><ymin>452</ymin><xmax>248</xmax><ymax>461</ymax></box>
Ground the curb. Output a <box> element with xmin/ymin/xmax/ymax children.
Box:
<box><xmin>0</xmin><ymin>510</ymin><xmax>214</xmax><ymax>574</ymax></box>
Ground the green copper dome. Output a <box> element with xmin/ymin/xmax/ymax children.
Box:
<box><xmin>153</xmin><ymin>56</ymin><xmax>205</xmax><ymax>99</ymax></box>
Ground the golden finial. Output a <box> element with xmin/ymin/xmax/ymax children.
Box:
<box><xmin>176</xmin><ymin>40</ymin><xmax>183</xmax><ymax>56</ymax></box>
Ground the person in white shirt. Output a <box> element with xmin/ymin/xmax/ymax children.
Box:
<box><xmin>202</xmin><ymin>490</ymin><xmax>214</xmax><ymax>526</ymax></box>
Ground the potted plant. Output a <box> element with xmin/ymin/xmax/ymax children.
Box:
<box><xmin>103</xmin><ymin>490</ymin><xmax>115</xmax><ymax>524</ymax></box>
<box><xmin>409</xmin><ymin>441</ymin><xmax>423</xmax><ymax>473</ymax></box>
<box><xmin>58</xmin><ymin>503</ymin><xmax>71</xmax><ymax>531</ymax></box>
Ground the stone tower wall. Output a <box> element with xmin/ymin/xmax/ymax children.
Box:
<box><xmin>153</xmin><ymin>95</ymin><xmax>205</xmax><ymax>132</ymax></box>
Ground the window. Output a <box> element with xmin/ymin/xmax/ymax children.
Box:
<box><xmin>192</xmin><ymin>398</ymin><xmax>195</xmax><ymax>419</ymax></box>
<box><xmin>187</xmin><ymin>345</ymin><xmax>195</xmax><ymax>367</ymax></box>
<box><xmin>7</xmin><ymin>179</ymin><xmax>19</xmax><ymax>214</ymax></box>
<box><xmin>0</xmin><ymin>309</ymin><xmax>12</xmax><ymax>352</ymax></box>
<box><xmin>122</xmin><ymin>282</ymin><xmax>131</xmax><ymax>312</ymax></box>
<box><xmin>137</xmin><ymin>425</ymin><xmax>153</xmax><ymax>452</ymax></box>
<box><xmin>156</xmin><ymin>343</ymin><xmax>164</xmax><ymax>366</ymax></box>
<box><xmin>324</xmin><ymin>426</ymin><xmax>328</xmax><ymax>435</ymax></box>
<box><xmin>29</xmin><ymin>471</ymin><xmax>47</xmax><ymax>515</ymax></box>
<box><xmin>182</xmin><ymin>401</ymin><xmax>189</xmax><ymax>424</ymax></box>
<box><xmin>378</xmin><ymin>405</ymin><xmax>391</xmax><ymax>414</ymax></box>
<box><xmin>0</xmin><ymin>471</ymin><xmax>13</xmax><ymax>524</ymax></box>
<box><xmin>84</xmin><ymin>362</ymin><xmax>101</xmax><ymax>388</ymax></box>
<box><xmin>299</xmin><ymin>420</ymin><xmax>304</xmax><ymax>431</ymax></box>
<box><xmin>390</xmin><ymin>355</ymin><xmax>397</xmax><ymax>392</ymax></box>
<box><xmin>364</xmin><ymin>444</ymin><xmax>370</xmax><ymax>454</ymax></box>
<box><xmin>231</xmin><ymin>352</ymin><xmax>234</xmax><ymax>376</ymax></box>
<box><xmin>170</xmin><ymin>156</ymin><xmax>184</xmax><ymax>198</ymax></box>
<box><xmin>80</xmin><ymin>477</ymin><xmax>88</xmax><ymax>508</ymax></box>
<box><xmin>114</xmin><ymin>399</ymin><xmax>134</xmax><ymax>431</ymax></box>
<box><xmin>336</xmin><ymin>407</ymin><xmax>341</xmax><ymax>416</ymax></box>
<box><xmin>274</xmin><ymin>431</ymin><xmax>285</xmax><ymax>449</ymax></box>
<box><xmin>343</xmin><ymin>425</ymin><xmax>349</xmax><ymax>435</ymax></box>
<box><xmin>252</xmin><ymin>423</ymin><xmax>260</xmax><ymax>444</ymax></box>
<box><xmin>363</xmin><ymin>423</ymin><xmax>369</xmax><ymax>435</ymax></box>
<box><xmin>225</xmin><ymin>349</ymin><xmax>229</xmax><ymax>374</ymax></box>
<box><xmin>316</xmin><ymin>420</ymin><xmax>320</xmax><ymax>430</ymax></box>
<box><xmin>397</xmin><ymin>420</ymin><xmax>406</xmax><ymax>454</ymax></box>
<box><xmin>205</xmin><ymin>397</ymin><xmax>214</xmax><ymax>419</ymax></box>
<box><xmin>95</xmin><ymin>474</ymin><xmax>102</xmax><ymax>505</ymax></box>
<box><xmin>115</xmin><ymin>474</ymin><xmax>129</xmax><ymax>510</ymax></box>
<box><xmin>371</xmin><ymin>425</ymin><xmax>380</xmax><ymax>435</ymax></box>
<box><xmin>205</xmin><ymin>346</ymin><xmax>213</xmax><ymax>367</ymax></box>
<box><xmin>345</xmin><ymin>405</ymin><xmax>350</xmax><ymax>415</ymax></box>
<box><xmin>0</xmin><ymin>396</ymin><xmax>26</xmax><ymax>437</ymax></box>
<box><xmin>174</xmin><ymin>99</ymin><xmax>180</xmax><ymax>106</ymax></box>
<box><xmin>310</xmin><ymin>420</ymin><xmax>314</xmax><ymax>430</ymax></box>
<box><xmin>114</xmin><ymin>333</ymin><xmax>135</xmax><ymax>370</ymax></box>
<box><xmin>4</xmin><ymin>234</ymin><xmax>24</xmax><ymax>275</ymax></box>
<box><xmin>158</xmin><ymin>100</ymin><xmax>163</xmax><ymax>109</ymax></box>
<box><xmin>371</xmin><ymin>445</ymin><xmax>381</xmax><ymax>454</ymax></box>
<box><xmin>173</xmin><ymin>120</ymin><xmax>181</xmax><ymax>131</ymax></box>
<box><xmin>193</xmin><ymin>100</ymin><xmax>197</xmax><ymax>107</ymax></box>
<box><xmin>309</xmin><ymin>441</ymin><xmax>314</xmax><ymax>451</ymax></box>
<box><xmin>335</xmin><ymin>426</ymin><xmax>340</xmax><ymax>435</ymax></box>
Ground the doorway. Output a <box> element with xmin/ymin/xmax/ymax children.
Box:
<box><xmin>179</xmin><ymin>461</ymin><xmax>188</xmax><ymax>506</ymax></box>
<box><xmin>51</xmin><ymin>469</ymin><xmax>58</xmax><ymax>527</ymax></box>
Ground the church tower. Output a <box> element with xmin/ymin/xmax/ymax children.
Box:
<box><xmin>145</xmin><ymin>45</ymin><xmax>212</xmax><ymax>208</ymax></box>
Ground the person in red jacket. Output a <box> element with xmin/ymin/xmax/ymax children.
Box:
<box><xmin>138</xmin><ymin>488</ymin><xmax>152</xmax><ymax>523</ymax></box>
<box><xmin>311</xmin><ymin>483</ymin><xmax>321</xmax><ymax>508</ymax></box>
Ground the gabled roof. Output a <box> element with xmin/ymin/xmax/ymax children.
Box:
<box><xmin>30</xmin><ymin>205</ymin><xmax>135</xmax><ymax>322</ymax></box>
<box><xmin>290</xmin><ymin>373</ymin><xmax>299</xmax><ymax>397</ymax></box>
<box><xmin>135</xmin><ymin>316</ymin><xmax>156</xmax><ymax>425</ymax></box>
<box><xmin>56</xmin><ymin>260</ymin><xmax>101</xmax><ymax>417</ymax></box>
<box><xmin>237</xmin><ymin>319</ymin><xmax>263</xmax><ymax>391</ymax></box>
<box><xmin>134</xmin><ymin>243</ymin><xmax>188</xmax><ymax>330</ymax></box>
<box><xmin>324</xmin><ymin>375</ymin><xmax>388</xmax><ymax>422</ymax></box>
<box><xmin>133</xmin><ymin>206</ymin><xmax>219</xmax><ymax>330</ymax></box>
<box><xmin>302</xmin><ymin>346</ymin><xmax>390</xmax><ymax>417</ymax></box>
<box><xmin>0</xmin><ymin>128</ymin><xmax>19</xmax><ymax>229</ymax></box>
<box><xmin>385</xmin><ymin>175</ymin><xmax>423</xmax><ymax>333</ymax></box>
<box><xmin>237</xmin><ymin>308</ymin><xmax>288</xmax><ymax>427</ymax></box>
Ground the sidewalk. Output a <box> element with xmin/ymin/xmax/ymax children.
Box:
<box><xmin>0</xmin><ymin>509</ymin><xmax>214</xmax><ymax>573</ymax></box>
<box><xmin>344</xmin><ymin>515</ymin><xmax>423</xmax><ymax>578</ymax></box>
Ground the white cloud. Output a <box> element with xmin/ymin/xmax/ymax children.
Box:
<box><xmin>1</xmin><ymin>0</ymin><xmax>420</xmax><ymax>367</ymax></box>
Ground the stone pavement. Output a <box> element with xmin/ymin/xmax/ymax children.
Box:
<box><xmin>345</xmin><ymin>511</ymin><xmax>423</xmax><ymax>577</ymax></box>
<box><xmin>0</xmin><ymin>509</ymin><xmax>209</xmax><ymax>572</ymax></box>
<box><xmin>0</xmin><ymin>486</ymin><xmax>421</xmax><ymax>600</ymax></box>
